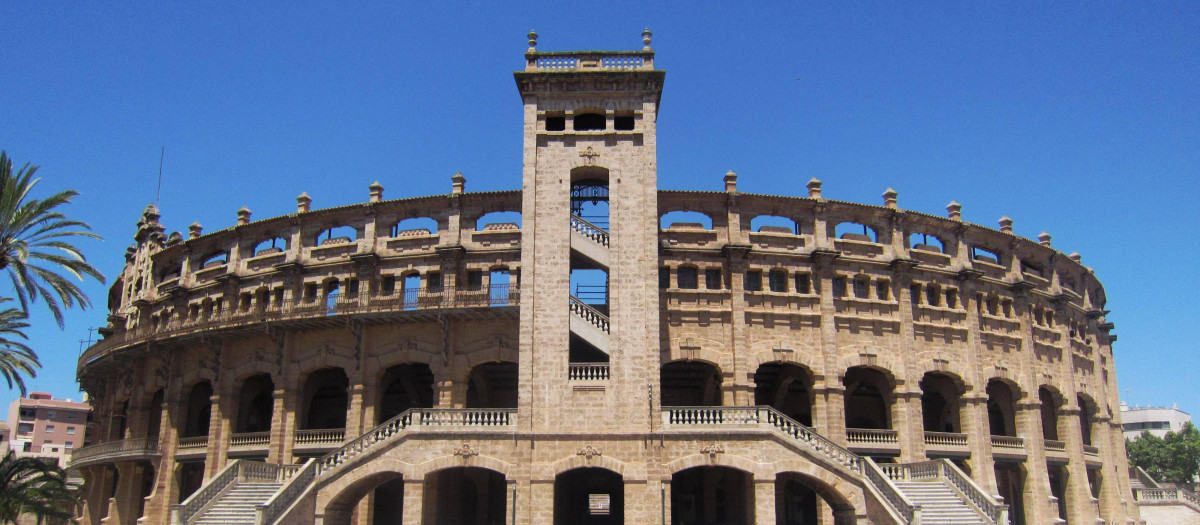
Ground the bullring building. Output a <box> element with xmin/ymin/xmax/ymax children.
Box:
<box><xmin>72</xmin><ymin>32</ymin><xmax>1138</xmax><ymax>525</ymax></box>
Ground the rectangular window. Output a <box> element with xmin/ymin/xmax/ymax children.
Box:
<box><xmin>795</xmin><ymin>274</ymin><xmax>811</xmax><ymax>294</ymax></box>
<box><xmin>659</xmin><ymin>267</ymin><xmax>670</xmax><ymax>289</ymax></box>
<box><xmin>466</xmin><ymin>270</ymin><xmax>484</xmax><ymax>291</ymax></box>
<box><xmin>47</xmin><ymin>410</ymin><xmax>55</xmax><ymax>418</ymax></box>
<box><xmin>744</xmin><ymin>271</ymin><xmax>762</xmax><ymax>292</ymax></box>
<box><xmin>853</xmin><ymin>278</ymin><xmax>869</xmax><ymax>299</ymax></box>
<box><xmin>677</xmin><ymin>267</ymin><xmax>698</xmax><ymax>289</ymax></box>
<box><xmin>65</xmin><ymin>442</ymin><xmax>73</xmax><ymax>449</ymax></box>
<box><xmin>946</xmin><ymin>289</ymin><xmax>958</xmax><ymax>309</ymax></box>
<box><xmin>381</xmin><ymin>276</ymin><xmax>396</xmax><ymax>295</ymax></box>
<box><xmin>426</xmin><ymin>272</ymin><xmax>443</xmax><ymax>292</ymax></box>
<box><xmin>876</xmin><ymin>280</ymin><xmax>890</xmax><ymax>300</ymax></box>
<box><xmin>346</xmin><ymin>278</ymin><xmax>359</xmax><ymax>297</ymax></box>
<box><xmin>926</xmin><ymin>286</ymin><xmax>941</xmax><ymax>307</ymax></box>
<box><xmin>45</xmin><ymin>425</ymin><xmax>54</xmax><ymax>433</ymax></box>
<box><xmin>910</xmin><ymin>284</ymin><xmax>922</xmax><ymax>305</ymax></box>
<box><xmin>66</xmin><ymin>427</ymin><xmax>76</xmax><ymax>435</ymax></box>
<box><xmin>832</xmin><ymin>277</ymin><xmax>847</xmax><ymax>298</ymax></box>
<box><xmin>304</xmin><ymin>283</ymin><xmax>318</xmax><ymax>302</ymax></box>
<box><xmin>768</xmin><ymin>270</ymin><xmax>788</xmax><ymax>293</ymax></box>
<box><xmin>705</xmin><ymin>269</ymin><xmax>722</xmax><ymax>290</ymax></box>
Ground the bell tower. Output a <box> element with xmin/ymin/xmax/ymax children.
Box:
<box><xmin>514</xmin><ymin>31</ymin><xmax>665</xmax><ymax>433</ymax></box>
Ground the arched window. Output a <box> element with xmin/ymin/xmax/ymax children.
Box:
<box><xmin>390</xmin><ymin>217</ymin><xmax>438</xmax><ymax>237</ymax></box>
<box><xmin>252</xmin><ymin>237</ymin><xmax>287</xmax><ymax>256</ymax></box>
<box><xmin>751</xmin><ymin>215</ymin><xmax>798</xmax><ymax>234</ymax></box>
<box><xmin>475</xmin><ymin>211</ymin><xmax>521</xmax><ymax>230</ymax></box>
<box><xmin>315</xmin><ymin>225</ymin><xmax>356</xmax><ymax>246</ymax></box>
<box><xmin>909</xmin><ymin>233</ymin><xmax>945</xmax><ymax>253</ymax></box>
<box><xmin>660</xmin><ymin>211</ymin><xmax>713</xmax><ymax>230</ymax></box>
<box><xmin>835</xmin><ymin>222</ymin><xmax>878</xmax><ymax>243</ymax></box>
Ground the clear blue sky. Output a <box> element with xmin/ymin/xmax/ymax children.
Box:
<box><xmin>1</xmin><ymin>2</ymin><xmax>1197</xmax><ymax>416</ymax></box>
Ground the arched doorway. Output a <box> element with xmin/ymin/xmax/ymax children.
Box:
<box><xmin>182</xmin><ymin>382</ymin><xmax>212</xmax><ymax>438</ymax></box>
<box><xmin>985</xmin><ymin>379</ymin><xmax>1018</xmax><ymax>437</ymax></box>
<box><xmin>753</xmin><ymin>363</ymin><xmax>814</xmax><ymax>426</ymax></box>
<box><xmin>424</xmin><ymin>467</ymin><xmax>506</xmax><ymax>525</ymax></box>
<box><xmin>661</xmin><ymin>361</ymin><xmax>723</xmax><ymax>407</ymax></box>
<box><xmin>919</xmin><ymin>372</ymin><xmax>962</xmax><ymax>433</ymax></box>
<box><xmin>671</xmin><ymin>466</ymin><xmax>751</xmax><ymax>525</ymax></box>
<box><xmin>555</xmin><ymin>468</ymin><xmax>623</xmax><ymax>524</ymax></box>
<box><xmin>301</xmin><ymin>368</ymin><xmax>349</xmax><ymax>430</ymax></box>
<box><xmin>466</xmin><ymin>362</ymin><xmax>518</xmax><ymax>409</ymax></box>
<box><xmin>775</xmin><ymin>472</ymin><xmax>856</xmax><ymax>525</ymax></box>
<box><xmin>371</xmin><ymin>478</ymin><xmax>405</xmax><ymax>525</ymax></box>
<box><xmin>1038</xmin><ymin>387</ymin><xmax>1061</xmax><ymax>441</ymax></box>
<box><xmin>236</xmin><ymin>374</ymin><xmax>275</xmax><ymax>433</ymax></box>
<box><xmin>842</xmin><ymin>367</ymin><xmax>892</xmax><ymax>430</ymax></box>
<box><xmin>378</xmin><ymin>363</ymin><xmax>435</xmax><ymax>423</ymax></box>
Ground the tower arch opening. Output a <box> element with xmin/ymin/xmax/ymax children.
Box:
<box><xmin>425</xmin><ymin>467</ymin><xmax>507</xmax><ymax>525</ymax></box>
<box><xmin>554</xmin><ymin>467</ymin><xmax>623</xmax><ymax>524</ymax></box>
<box><xmin>671</xmin><ymin>466</ymin><xmax>752</xmax><ymax>525</ymax></box>
<box><xmin>301</xmin><ymin>368</ymin><xmax>349</xmax><ymax>430</ymax></box>
<box><xmin>377</xmin><ymin>363</ymin><xmax>434</xmax><ymax>423</ymax></box>
<box><xmin>661</xmin><ymin>361</ymin><xmax>723</xmax><ymax>407</ymax></box>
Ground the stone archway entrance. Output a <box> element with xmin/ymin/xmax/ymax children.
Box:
<box><xmin>425</xmin><ymin>467</ymin><xmax>506</xmax><ymax>525</ymax></box>
<box><xmin>671</xmin><ymin>466</ymin><xmax>752</xmax><ymax>525</ymax></box>
<box><xmin>555</xmin><ymin>468</ymin><xmax>623</xmax><ymax>524</ymax></box>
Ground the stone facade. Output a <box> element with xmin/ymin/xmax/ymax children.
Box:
<box><xmin>73</xmin><ymin>33</ymin><xmax>1138</xmax><ymax>525</ymax></box>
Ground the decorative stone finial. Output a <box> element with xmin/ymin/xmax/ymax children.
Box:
<box><xmin>807</xmin><ymin>178</ymin><xmax>823</xmax><ymax>199</ymax></box>
<box><xmin>1069</xmin><ymin>252</ymin><xmax>1082</xmax><ymax>263</ymax></box>
<box><xmin>527</xmin><ymin>30</ymin><xmax>538</xmax><ymax>51</ymax></box>
<box><xmin>451</xmin><ymin>172</ymin><xmax>466</xmax><ymax>194</ymax></box>
<box><xmin>297</xmin><ymin>192</ymin><xmax>312</xmax><ymax>213</ymax></box>
<box><xmin>947</xmin><ymin>201</ymin><xmax>962</xmax><ymax>221</ymax></box>
<box><xmin>237</xmin><ymin>206</ymin><xmax>251</xmax><ymax>225</ymax></box>
<box><xmin>724</xmin><ymin>170</ymin><xmax>737</xmax><ymax>193</ymax></box>
<box><xmin>188</xmin><ymin>222</ymin><xmax>203</xmax><ymax>240</ymax></box>
<box><xmin>998</xmin><ymin>216</ymin><xmax>1013</xmax><ymax>234</ymax></box>
<box><xmin>642</xmin><ymin>28</ymin><xmax>653</xmax><ymax>50</ymax></box>
<box><xmin>369</xmin><ymin>181</ymin><xmax>384</xmax><ymax>203</ymax></box>
<box><xmin>882</xmin><ymin>188</ymin><xmax>898</xmax><ymax>209</ymax></box>
<box><xmin>1038</xmin><ymin>232</ymin><xmax>1052</xmax><ymax>247</ymax></box>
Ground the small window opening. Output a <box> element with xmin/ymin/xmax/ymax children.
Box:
<box><xmin>910</xmin><ymin>233</ymin><xmax>944</xmax><ymax>253</ymax></box>
<box><xmin>744</xmin><ymin>270</ymin><xmax>763</xmax><ymax>292</ymax></box>
<box><xmin>971</xmin><ymin>246</ymin><xmax>1000</xmax><ymax>265</ymax></box>
<box><xmin>467</xmin><ymin>270</ymin><xmax>484</xmax><ymax>291</ymax></box>
<box><xmin>239</xmin><ymin>293</ymin><xmax>252</xmax><ymax>311</ymax></box>
<box><xmin>573</xmin><ymin>113</ymin><xmax>606</xmax><ymax>131</ymax></box>
<box><xmin>946</xmin><ymin>289</ymin><xmax>958</xmax><ymax>309</ymax></box>
<box><xmin>1021</xmin><ymin>262</ymin><xmax>1045</xmax><ymax>279</ymax></box>
<box><xmin>304</xmin><ymin>284</ymin><xmax>318</xmax><ymax>302</ymax></box>
<box><xmin>768</xmin><ymin>270</ymin><xmax>789</xmax><ymax>293</ymax></box>
<box><xmin>796</xmin><ymin>274</ymin><xmax>812</xmax><ymax>294</ymax></box>
<box><xmin>835</xmin><ymin>222</ymin><xmax>877</xmax><ymax>243</ymax></box>
<box><xmin>876</xmin><ymin>280</ymin><xmax>890</xmax><ymax>300</ymax></box>
<box><xmin>614</xmin><ymin>114</ymin><xmax>635</xmax><ymax>131</ymax></box>
<box><xmin>346</xmin><ymin>278</ymin><xmax>359</xmax><ymax>297</ymax></box>
<box><xmin>986</xmin><ymin>296</ymin><xmax>999</xmax><ymax>316</ymax></box>
<box><xmin>910</xmin><ymin>284</ymin><xmax>922</xmax><ymax>305</ymax></box>
<box><xmin>273</xmin><ymin>289</ymin><xmax>285</xmax><ymax>307</ymax></box>
<box><xmin>678</xmin><ymin>267</ymin><xmax>699</xmax><ymax>289</ymax></box>
<box><xmin>659</xmin><ymin>267</ymin><xmax>670</xmax><ymax>289</ymax></box>
<box><xmin>853</xmin><ymin>278</ymin><xmax>869</xmax><ymax>299</ymax></box>
<box><xmin>926</xmin><ymin>285</ymin><xmax>941</xmax><ymax>307</ymax></box>
<box><xmin>381</xmin><ymin>276</ymin><xmax>396</xmax><ymax>296</ymax></box>
<box><xmin>426</xmin><ymin>272</ymin><xmax>443</xmax><ymax>292</ymax></box>
<box><xmin>1001</xmin><ymin>300</ymin><xmax>1013</xmax><ymax>318</ymax></box>
<box><xmin>832</xmin><ymin>277</ymin><xmax>847</xmax><ymax>298</ymax></box>
<box><xmin>545</xmin><ymin>114</ymin><xmax>566</xmax><ymax>132</ymax></box>
<box><xmin>705</xmin><ymin>269</ymin><xmax>722</xmax><ymax>290</ymax></box>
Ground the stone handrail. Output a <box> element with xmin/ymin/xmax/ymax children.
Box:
<box><xmin>939</xmin><ymin>458</ymin><xmax>1009</xmax><ymax>525</ymax></box>
<box><xmin>863</xmin><ymin>457</ymin><xmax>921</xmax><ymax>524</ymax></box>
<box><xmin>1082</xmin><ymin>444</ymin><xmax>1099</xmax><ymax>456</ymax></box>
<box><xmin>569</xmin><ymin>296</ymin><xmax>610</xmax><ymax>333</ymax></box>
<box><xmin>230</xmin><ymin>432</ymin><xmax>270</xmax><ymax>447</ymax></box>
<box><xmin>1136</xmin><ymin>488</ymin><xmax>1200</xmax><ymax>512</ymax></box>
<box><xmin>294</xmin><ymin>428</ymin><xmax>345</xmax><ymax>446</ymax></box>
<box><xmin>83</xmin><ymin>284</ymin><xmax>520</xmax><ymax>366</ymax></box>
<box><xmin>256</xmin><ymin>459</ymin><xmax>316</xmax><ymax>525</ymax></box>
<box><xmin>570</xmin><ymin>215</ymin><xmax>609</xmax><ymax>247</ymax></box>
<box><xmin>177</xmin><ymin>435</ymin><xmax>208</xmax><ymax>450</ymax></box>
<box><xmin>417</xmin><ymin>408</ymin><xmax>515</xmax><ymax>427</ymax></box>
<box><xmin>989</xmin><ymin>435</ymin><xmax>1025</xmax><ymax>449</ymax></box>
<box><xmin>846</xmin><ymin>428</ymin><xmax>900</xmax><ymax>444</ymax></box>
<box><xmin>568</xmin><ymin>362</ymin><xmax>610</xmax><ymax>381</ymax></box>
<box><xmin>526</xmin><ymin>50</ymin><xmax>653</xmax><ymax>72</ymax></box>
<box><xmin>1043</xmin><ymin>439</ymin><xmax>1067</xmax><ymax>452</ymax></box>
<box><xmin>171</xmin><ymin>459</ymin><xmax>243</xmax><ymax>524</ymax></box>
<box><xmin>924</xmin><ymin>431</ymin><xmax>968</xmax><ymax>447</ymax></box>
<box><xmin>70</xmin><ymin>437</ymin><xmax>158</xmax><ymax>466</ymax></box>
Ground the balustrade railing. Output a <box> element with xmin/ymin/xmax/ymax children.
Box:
<box><xmin>418</xmin><ymin>408</ymin><xmax>515</xmax><ymax>427</ymax></box>
<box><xmin>879</xmin><ymin>459</ymin><xmax>1008</xmax><ymax>524</ymax></box>
<box><xmin>70</xmin><ymin>437</ymin><xmax>158</xmax><ymax>465</ymax></box>
<box><xmin>924</xmin><ymin>431</ymin><xmax>969</xmax><ymax>447</ymax></box>
<box><xmin>528</xmin><ymin>51</ymin><xmax>652</xmax><ymax>72</ymax></box>
<box><xmin>989</xmin><ymin>435</ymin><xmax>1025</xmax><ymax>449</ymax></box>
<box><xmin>569</xmin><ymin>296</ymin><xmax>610</xmax><ymax>333</ymax></box>
<box><xmin>172</xmin><ymin>459</ymin><xmax>242</xmax><ymax>524</ymax></box>
<box><xmin>1043</xmin><ymin>439</ymin><xmax>1067</xmax><ymax>452</ymax></box>
<box><xmin>863</xmin><ymin>458</ymin><xmax>920</xmax><ymax>524</ymax></box>
<box><xmin>570</xmin><ymin>215</ymin><xmax>609</xmax><ymax>247</ymax></box>
<box><xmin>1082</xmin><ymin>444</ymin><xmax>1099</xmax><ymax>456</ymax></box>
<box><xmin>230</xmin><ymin>432</ymin><xmax>270</xmax><ymax>448</ymax></box>
<box><xmin>1135</xmin><ymin>488</ymin><xmax>1200</xmax><ymax>510</ymax></box>
<box><xmin>177</xmin><ymin>435</ymin><xmax>208</xmax><ymax>450</ymax></box>
<box><xmin>568</xmin><ymin>362</ymin><xmax>610</xmax><ymax>381</ymax></box>
<box><xmin>663</xmin><ymin>406</ymin><xmax>761</xmax><ymax>426</ymax></box>
<box><xmin>83</xmin><ymin>284</ymin><xmax>520</xmax><ymax>366</ymax></box>
<box><xmin>846</xmin><ymin>428</ymin><xmax>900</xmax><ymax>445</ymax></box>
<box><xmin>294</xmin><ymin>428</ymin><xmax>345</xmax><ymax>446</ymax></box>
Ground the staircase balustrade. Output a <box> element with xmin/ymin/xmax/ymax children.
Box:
<box><xmin>256</xmin><ymin>459</ymin><xmax>317</xmax><ymax>525</ymax></box>
<box><xmin>568</xmin><ymin>362</ymin><xmax>610</xmax><ymax>381</ymax></box>
<box><xmin>863</xmin><ymin>457</ymin><xmax>921</xmax><ymax>524</ymax></box>
<box><xmin>171</xmin><ymin>460</ymin><xmax>244</xmax><ymax>524</ymax></box>
<box><xmin>939</xmin><ymin>458</ymin><xmax>1009</xmax><ymax>524</ymax></box>
<box><xmin>569</xmin><ymin>296</ymin><xmax>610</xmax><ymax>333</ymax></box>
<box><xmin>570</xmin><ymin>215</ymin><xmax>610</xmax><ymax>247</ymax></box>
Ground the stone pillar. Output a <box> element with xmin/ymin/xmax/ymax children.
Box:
<box><xmin>1060</xmin><ymin>404</ymin><xmax>1098</xmax><ymax>524</ymax></box>
<box><xmin>279</xmin><ymin>388</ymin><xmax>299</xmax><ymax>464</ymax></box>
<box><xmin>754</xmin><ymin>477</ymin><xmax>776</xmax><ymax>525</ymax></box>
<box><xmin>345</xmin><ymin>383</ymin><xmax>366</xmax><ymax>439</ymax></box>
<box><xmin>145</xmin><ymin>379</ymin><xmax>183</xmax><ymax>525</ymax></box>
<box><xmin>80</xmin><ymin>465</ymin><xmax>111</xmax><ymax>525</ymax></box>
<box><xmin>661</xmin><ymin>478</ymin><xmax>673</xmax><ymax>525</ymax></box>
<box><xmin>434</xmin><ymin>379</ymin><xmax>458</xmax><ymax>409</ymax></box>
<box><xmin>962</xmin><ymin>394</ymin><xmax>998</xmax><ymax>493</ymax></box>
<box><xmin>895</xmin><ymin>389</ymin><xmax>925</xmax><ymax>462</ymax></box>
<box><xmin>819</xmin><ymin>384</ymin><xmax>846</xmax><ymax>446</ymax></box>
<box><xmin>106</xmin><ymin>461</ymin><xmax>143</xmax><ymax>525</ymax></box>
<box><xmin>402</xmin><ymin>480</ymin><xmax>424</xmax><ymax>525</ymax></box>
<box><xmin>1015</xmin><ymin>401</ymin><xmax>1053</xmax><ymax>525</ymax></box>
<box><xmin>268</xmin><ymin>389</ymin><xmax>289</xmax><ymax>463</ymax></box>
<box><xmin>529</xmin><ymin>478</ymin><xmax>552</xmax><ymax>525</ymax></box>
<box><xmin>724</xmin><ymin>242</ymin><xmax>751</xmax><ymax>407</ymax></box>
<box><xmin>203</xmin><ymin>393</ymin><xmax>229</xmax><ymax>478</ymax></box>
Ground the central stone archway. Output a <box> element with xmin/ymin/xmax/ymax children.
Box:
<box><xmin>555</xmin><ymin>467</ymin><xmax>623</xmax><ymax>524</ymax></box>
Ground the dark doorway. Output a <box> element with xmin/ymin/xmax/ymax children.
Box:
<box><xmin>372</xmin><ymin>478</ymin><xmax>405</xmax><ymax>525</ymax></box>
<box><xmin>671</xmin><ymin>466</ymin><xmax>751</xmax><ymax>525</ymax></box>
<box><xmin>378</xmin><ymin>364</ymin><xmax>435</xmax><ymax>423</ymax></box>
<box><xmin>555</xmin><ymin>468</ymin><xmax>623</xmax><ymax>524</ymax></box>
<box><xmin>425</xmin><ymin>467</ymin><xmax>506</xmax><ymax>525</ymax></box>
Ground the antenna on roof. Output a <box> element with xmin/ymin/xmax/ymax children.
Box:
<box><xmin>155</xmin><ymin>146</ymin><xmax>164</xmax><ymax>207</ymax></box>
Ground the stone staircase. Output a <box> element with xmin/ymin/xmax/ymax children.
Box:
<box><xmin>192</xmin><ymin>481</ymin><xmax>283</xmax><ymax>524</ymax></box>
<box><xmin>894</xmin><ymin>480</ymin><xmax>989</xmax><ymax>524</ymax></box>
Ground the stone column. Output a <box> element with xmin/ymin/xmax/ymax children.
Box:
<box><xmin>267</xmin><ymin>389</ymin><xmax>288</xmax><ymax>463</ymax></box>
<box><xmin>402</xmin><ymin>479</ymin><xmax>424</xmax><ymax>525</ymax></box>
<box><xmin>818</xmin><ymin>384</ymin><xmax>846</xmax><ymax>446</ymax></box>
<box><xmin>80</xmin><ymin>465</ymin><xmax>110</xmax><ymax>525</ymax></box>
<box><xmin>203</xmin><ymin>393</ymin><xmax>229</xmax><ymax>477</ymax></box>
<box><xmin>895</xmin><ymin>389</ymin><xmax>925</xmax><ymax>462</ymax></box>
<box><xmin>1060</xmin><ymin>404</ymin><xmax>1098</xmax><ymax>524</ymax></box>
<box><xmin>754</xmin><ymin>477</ymin><xmax>776</xmax><ymax>525</ymax></box>
<box><xmin>345</xmin><ymin>383</ymin><xmax>366</xmax><ymax>439</ymax></box>
<box><xmin>1015</xmin><ymin>401</ymin><xmax>1052</xmax><ymax>525</ymax></box>
<box><xmin>962</xmin><ymin>394</ymin><xmax>998</xmax><ymax>493</ymax></box>
<box><xmin>279</xmin><ymin>388</ymin><xmax>299</xmax><ymax>464</ymax></box>
<box><xmin>724</xmin><ymin>242</ymin><xmax>752</xmax><ymax>407</ymax></box>
<box><xmin>106</xmin><ymin>461</ymin><xmax>143</xmax><ymax>525</ymax></box>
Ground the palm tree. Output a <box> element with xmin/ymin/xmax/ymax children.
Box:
<box><xmin>0</xmin><ymin>450</ymin><xmax>77</xmax><ymax>524</ymax></box>
<box><xmin>0</xmin><ymin>299</ymin><xmax>38</xmax><ymax>395</ymax></box>
<box><xmin>0</xmin><ymin>151</ymin><xmax>104</xmax><ymax>327</ymax></box>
